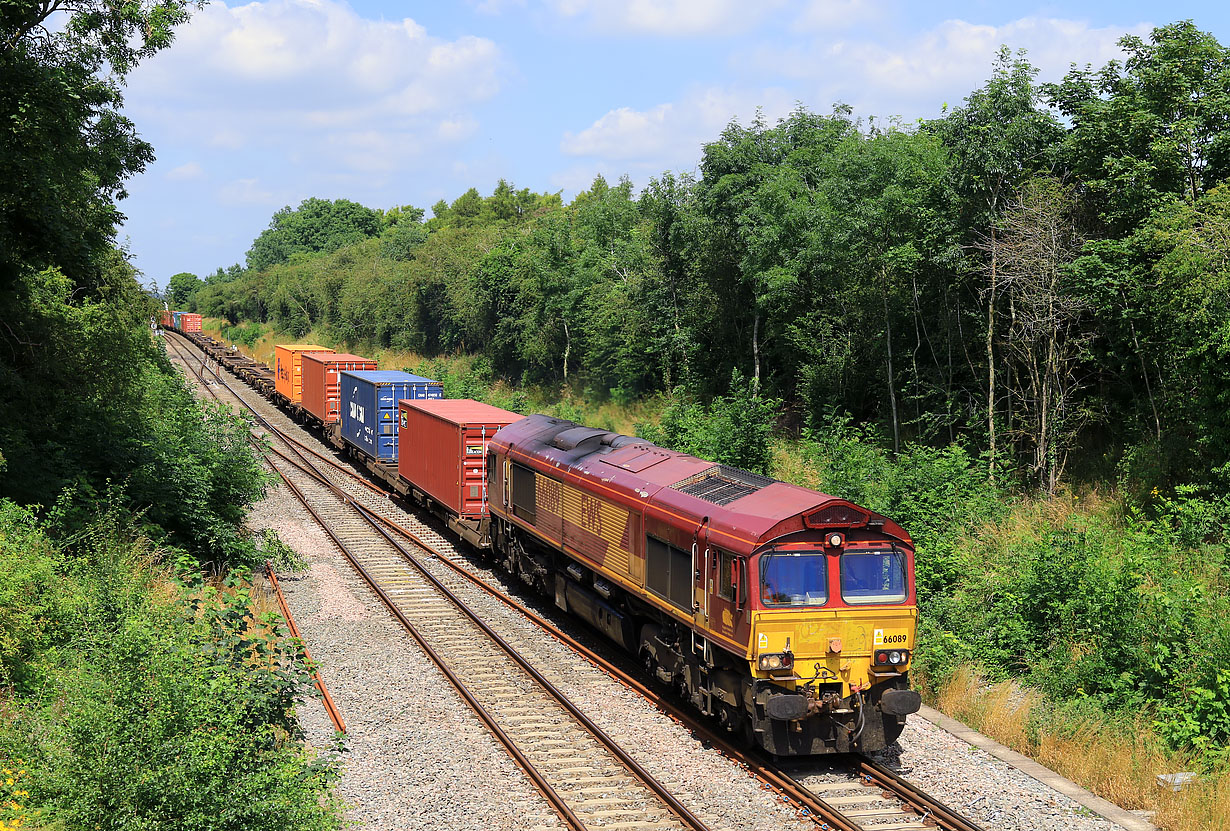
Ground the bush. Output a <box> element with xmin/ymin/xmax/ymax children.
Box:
<box><xmin>0</xmin><ymin>503</ymin><xmax>342</xmax><ymax>830</ymax></box>
<box><xmin>637</xmin><ymin>371</ymin><xmax>781</xmax><ymax>475</ymax></box>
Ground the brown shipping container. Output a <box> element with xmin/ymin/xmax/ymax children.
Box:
<box><xmin>274</xmin><ymin>344</ymin><xmax>334</xmax><ymax>403</ymax></box>
<box><xmin>159</xmin><ymin>310</ymin><xmax>174</xmax><ymax>327</ymax></box>
<box><xmin>301</xmin><ymin>352</ymin><xmax>378</xmax><ymax>423</ymax></box>
<box><xmin>179</xmin><ymin>313</ymin><xmax>202</xmax><ymax>333</ymax></box>
<box><xmin>398</xmin><ymin>399</ymin><xmax>521</xmax><ymax>519</ymax></box>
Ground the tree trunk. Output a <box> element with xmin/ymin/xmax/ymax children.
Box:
<box><xmin>986</xmin><ymin>226</ymin><xmax>998</xmax><ymax>482</ymax></box>
<box><xmin>752</xmin><ymin>308</ymin><xmax>761</xmax><ymax>392</ymax></box>
<box><xmin>884</xmin><ymin>281</ymin><xmax>900</xmax><ymax>454</ymax></box>
<box><xmin>1127</xmin><ymin>314</ymin><xmax>1161</xmax><ymax>442</ymax></box>
<box><xmin>562</xmin><ymin>319</ymin><xmax>570</xmax><ymax>383</ymax></box>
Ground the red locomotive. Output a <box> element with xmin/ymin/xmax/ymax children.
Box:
<box><xmin>485</xmin><ymin>415</ymin><xmax>921</xmax><ymax>755</ymax></box>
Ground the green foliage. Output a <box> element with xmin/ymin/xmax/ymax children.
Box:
<box><xmin>222</xmin><ymin>320</ymin><xmax>265</xmax><ymax>349</ymax></box>
<box><xmin>258</xmin><ymin>527</ymin><xmax>308</xmax><ymax>574</ymax></box>
<box><xmin>246</xmin><ymin>197</ymin><xmax>382</xmax><ymax>272</ymax></box>
<box><xmin>637</xmin><ymin>371</ymin><xmax>781</xmax><ymax>475</ymax></box>
<box><xmin>1044</xmin><ymin>20</ymin><xmax>1230</xmax><ymax>233</ymax></box>
<box><xmin>0</xmin><ymin>0</ymin><xmax>196</xmax><ymax>287</ymax></box>
<box><xmin>0</xmin><ymin>501</ymin><xmax>63</xmax><ymax>691</ymax></box>
<box><xmin>0</xmin><ymin>503</ymin><xmax>342</xmax><ymax>829</ymax></box>
<box><xmin>167</xmin><ymin>270</ymin><xmax>203</xmax><ymax>309</ymax></box>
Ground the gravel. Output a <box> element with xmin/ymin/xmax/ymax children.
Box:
<box><xmin>871</xmin><ymin>719</ymin><xmax>1130</xmax><ymax>830</ymax></box>
<box><xmin>249</xmin><ymin>486</ymin><xmax>565</xmax><ymax>831</ymax></box>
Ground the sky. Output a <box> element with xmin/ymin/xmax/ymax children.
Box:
<box><xmin>117</xmin><ymin>0</ymin><xmax>1230</xmax><ymax>288</ymax></box>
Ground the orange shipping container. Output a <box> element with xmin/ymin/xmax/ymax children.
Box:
<box><xmin>159</xmin><ymin>310</ymin><xmax>174</xmax><ymax>327</ymax></box>
<box><xmin>178</xmin><ymin>313</ymin><xmax>202</xmax><ymax>333</ymax></box>
<box><xmin>274</xmin><ymin>344</ymin><xmax>334</xmax><ymax>403</ymax></box>
<box><xmin>397</xmin><ymin>399</ymin><xmax>521</xmax><ymax>520</ymax></box>
<box><xmin>301</xmin><ymin>352</ymin><xmax>378</xmax><ymax>423</ymax></box>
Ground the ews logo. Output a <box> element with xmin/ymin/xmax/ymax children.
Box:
<box><xmin>579</xmin><ymin>495</ymin><xmax>603</xmax><ymax>535</ymax></box>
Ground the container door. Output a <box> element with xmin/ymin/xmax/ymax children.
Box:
<box><xmin>460</xmin><ymin>425</ymin><xmax>489</xmax><ymax>518</ymax></box>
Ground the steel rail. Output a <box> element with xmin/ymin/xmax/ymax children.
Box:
<box><xmin>854</xmin><ymin>756</ymin><xmax>984</xmax><ymax>831</ymax></box>
<box><xmin>171</xmin><ymin>330</ymin><xmax>986</xmax><ymax>831</ymax></box>
<box><xmin>161</xmin><ymin>335</ymin><xmax>354</xmax><ymax>736</ymax></box>
<box><xmin>265</xmin><ymin>562</ymin><xmax>347</xmax><ymax>734</ymax></box>
<box><xmin>268</xmin><ymin>461</ymin><xmax>592</xmax><ymax>831</ymax></box>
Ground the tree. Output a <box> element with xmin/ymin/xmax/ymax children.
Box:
<box><xmin>694</xmin><ymin>108</ymin><xmax>857</xmax><ymax>393</ymax></box>
<box><xmin>166</xmin><ymin>271</ymin><xmax>201</xmax><ymax>309</ymax></box>
<box><xmin>1045</xmin><ymin>21</ymin><xmax>1230</xmax><ymax>235</ymax></box>
<box><xmin>1</xmin><ymin>0</ymin><xmax>198</xmax><ymax>290</ymax></box>
<box><xmin>928</xmin><ymin>49</ymin><xmax>1063</xmax><ymax>478</ymax></box>
<box><xmin>245</xmin><ymin>197</ymin><xmax>381</xmax><ymax>272</ymax></box>
<box><xmin>989</xmin><ymin>178</ymin><xmax>1089</xmax><ymax>492</ymax></box>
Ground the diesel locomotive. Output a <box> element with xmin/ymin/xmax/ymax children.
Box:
<box><xmin>486</xmin><ymin>415</ymin><xmax>920</xmax><ymax>755</ymax></box>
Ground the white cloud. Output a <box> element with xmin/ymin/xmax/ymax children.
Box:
<box><xmin>218</xmin><ymin>178</ymin><xmax>277</xmax><ymax>206</ymax></box>
<box><xmin>127</xmin><ymin>0</ymin><xmax>503</xmax><ymax>171</ymax></box>
<box><xmin>165</xmin><ymin>161</ymin><xmax>204</xmax><ymax>181</ymax></box>
<box><xmin>546</xmin><ymin>0</ymin><xmax>781</xmax><ymax>36</ymax></box>
<box><xmin>791</xmin><ymin>0</ymin><xmax>881</xmax><ymax>32</ymax></box>
<box><xmin>744</xmin><ymin>16</ymin><xmax>1151</xmax><ymax>120</ymax></box>
<box><xmin>561</xmin><ymin>85</ymin><xmax>795</xmax><ymax>162</ymax></box>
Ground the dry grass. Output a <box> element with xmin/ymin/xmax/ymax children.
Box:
<box><xmin>934</xmin><ymin>666</ymin><xmax>1230</xmax><ymax>831</ymax></box>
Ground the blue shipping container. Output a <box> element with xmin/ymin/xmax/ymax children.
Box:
<box><xmin>339</xmin><ymin>370</ymin><xmax>443</xmax><ymax>461</ymax></box>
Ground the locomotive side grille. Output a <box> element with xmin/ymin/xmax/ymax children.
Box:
<box><xmin>671</xmin><ymin>464</ymin><xmax>775</xmax><ymax>506</ymax></box>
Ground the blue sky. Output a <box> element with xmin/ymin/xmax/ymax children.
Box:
<box><xmin>118</xmin><ymin>0</ymin><xmax>1230</xmax><ymax>288</ymax></box>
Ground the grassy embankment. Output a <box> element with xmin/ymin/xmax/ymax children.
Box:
<box><xmin>207</xmin><ymin>318</ymin><xmax>1230</xmax><ymax>831</ymax></box>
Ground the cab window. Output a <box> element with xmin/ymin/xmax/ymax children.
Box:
<box><xmin>760</xmin><ymin>552</ymin><xmax>827</xmax><ymax>607</ymax></box>
<box><xmin>840</xmin><ymin>548</ymin><xmax>907</xmax><ymax>604</ymax></box>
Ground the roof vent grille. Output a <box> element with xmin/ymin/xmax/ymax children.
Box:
<box><xmin>671</xmin><ymin>465</ymin><xmax>774</xmax><ymax>506</ymax></box>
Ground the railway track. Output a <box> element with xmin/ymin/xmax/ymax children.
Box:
<box><xmin>164</xmin><ymin>331</ymin><xmax>985</xmax><ymax>831</ymax></box>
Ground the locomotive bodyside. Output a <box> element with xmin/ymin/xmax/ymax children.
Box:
<box><xmin>485</xmin><ymin>414</ymin><xmax>920</xmax><ymax>755</ymax></box>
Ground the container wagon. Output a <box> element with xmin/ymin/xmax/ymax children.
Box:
<box><xmin>274</xmin><ymin>344</ymin><xmax>334</xmax><ymax>406</ymax></box>
<box><xmin>397</xmin><ymin>399</ymin><xmax>519</xmax><ymax>547</ymax></box>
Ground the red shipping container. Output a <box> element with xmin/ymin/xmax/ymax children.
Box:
<box><xmin>159</xmin><ymin>310</ymin><xmax>174</xmax><ymax>327</ymax></box>
<box><xmin>398</xmin><ymin>399</ymin><xmax>521</xmax><ymax>519</ymax></box>
<box><xmin>301</xmin><ymin>352</ymin><xmax>378</xmax><ymax>422</ymax></box>
<box><xmin>179</xmin><ymin>313</ymin><xmax>202</xmax><ymax>333</ymax></box>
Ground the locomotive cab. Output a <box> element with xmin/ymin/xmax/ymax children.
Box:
<box><xmin>742</xmin><ymin>533</ymin><xmax>921</xmax><ymax>754</ymax></box>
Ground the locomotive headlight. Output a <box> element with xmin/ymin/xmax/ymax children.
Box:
<box><xmin>758</xmin><ymin>652</ymin><xmax>794</xmax><ymax>671</ymax></box>
<box><xmin>827</xmin><ymin>532</ymin><xmax>844</xmax><ymax>548</ymax></box>
<box><xmin>873</xmin><ymin>649</ymin><xmax>910</xmax><ymax>667</ymax></box>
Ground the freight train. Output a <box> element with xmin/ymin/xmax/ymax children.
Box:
<box><xmin>168</xmin><ymin>328</ymin><xmax>921</xmax><ymax>756</ymax></box>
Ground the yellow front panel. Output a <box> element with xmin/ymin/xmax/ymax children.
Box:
<box><xmin>751</xmin><ymin>606</ymin><xmax>917</xmax><ymax>694</ymax></box>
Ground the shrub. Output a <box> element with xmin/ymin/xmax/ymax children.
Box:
<box><xmin>0</xmin><ymin>503</ymin><xmax>342</xmax><ymax>831</ymax></box>
<box><xmin>637</xmin><ymin>371</ymin><xmax>781</xmax><ymax>475</ymax></box>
